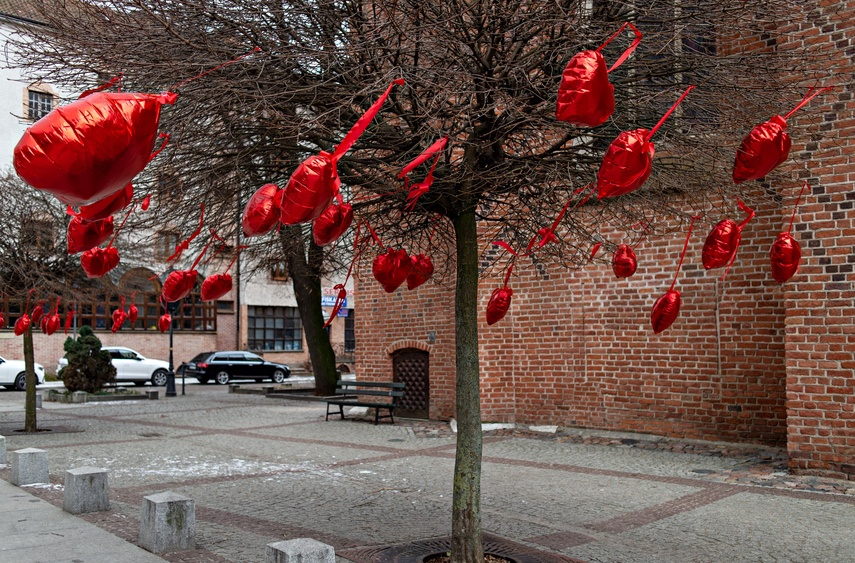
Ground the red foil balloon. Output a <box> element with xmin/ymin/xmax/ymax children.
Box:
<box><xmin>0</xmin><ymin>314</ymin><xmax>5</xmax><ymax>330</ymax></box>
<box><xmin>141</xmin><ymin>194</ymin><xmax>151</xmax><ymax>211</ymax></box>
<box><xmin>597</xmin><ymin>86</ymin><xmax>695</xmax><ymax>199</ymax></box>
<box><xmin>372</xmin><ymin>248</ymin><xmax>412</xmax><ymax>293</ymax></box>
<box><xmin>158</xmin><ymin>313</ymin><xmax>171</xmax><ymax>333</ymax></box>
<box><xmin>77</xmin><ymin>183</ymin><xmax>133</xmax><ymax>221</ymax></box>
<box><xmin>81</xmin><ymin>246</ymin><xmax>120</xmax><ymax>278</ymax></box>
<box><xmin>651</xmin><ymin>290</ymin><xmax>681</xmax><ymax>334</ymax></box>
<box><xmin>241</xmin><ymin>183</ymin><xmax>281</xmax><ymax>237</ymax></box>
<box><xmin>770</xmin><ymin>181</ymin><xmax>808</xmax><ymax>283</ymax></box>
<box><xmin>280</xmin><ymin>80</ymin><xmax>404</xmax><ymax>225</ymax></box>
<box><xmin>67</xmin><ymin>215</ymin><xmax>114</xmax><ymax>254</ymax></box>
<box><xmin>556</xmin><ymin>22</ymin><xmax>642</xmax><ymax>127</ymax></box>
<box><xmin>312</xmin><ymin>202</ymin><xmax>354</xmax><ymax>246</ymax></box>
<box><xmin>702</xmin><ymin>200</ymin><xmax>755</xmax><ymax>273</ymax></box>
<box><xmin>111</xmin><ymin>307</ymin><xmax>128</xmax><ymax>333</ymax></box>
<box><xmin>323</xmin><ymin>285</ymin><xmax>349</xmax><ymax>329</ymax></box>
<box><xmin>612</xmin><ymin>244</ymin><xmax>638</xmax><ymax>278</ymax></box>
<box><xmin>486</xmin><ymin>287</ymin><xmax>514</xmax><ymax>325</ymax></box>
<box><xmin>399</xmin><ymin>137</ymin><xmax>448</xmax><ymax>213</ymax></box>
<box><xmin>733</xmin><ymin>87</ymin><xmax>831</xmax><ymax>184</ymax></box>
<box><xmin>128</xmin><ymin>302</ymin><xmax>139</xmax><ymax>324</ymax></box>
<box><xmin>407</xmin><ymin>254</ymin><xmax>434</xmax><ymax>290</ymax></box>
<box><xmin>14</xmin><ymin>314</ymin><xmax>30</xmax><ymax>336</ymax></box>
<box><xmin>13</xmin><ymin>84</ymin><xmax>176</xmax><ymax>206</ymax></box>
<box><xmin>201</xmin><ymin>273</ymin><xmax>233</xmax><ymax>301</ymax></box>
<box><xmin>44</xmin><ymin>314</ymin><xmax>60</xmax><ymax>336</ymax></box>
<box><xmin>30</xmin><ymin>302</ymin><xmax>45</xmax><ymax>325</ymax></box>
<box><xmin>162</xmin><ymin>270</ymin><xmax>198</xmax><ymax>302</ymax></box>
<box><xmin>39</xmin><ymin>315</ymin><xmax>48</xmax><ymax>334</ymax></box>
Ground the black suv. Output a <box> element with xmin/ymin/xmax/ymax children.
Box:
<box><xmin>185</xmin><ymin>351</ymin><xmax>291</xmax><ymax>385</ymax></box>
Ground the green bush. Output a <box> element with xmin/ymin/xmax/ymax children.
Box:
<box><xmin>62</xmin><ymin>326</ymin><xmax>116</xmax><ymax>393</ymax></box>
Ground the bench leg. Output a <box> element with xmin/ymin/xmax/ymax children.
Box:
<box><xmin>389</xmin><ymin>408</ymin><xmax>394</xmax><ymax>425</ymax></box>
<box><xmin>339</xmin><ymin>404</ymin><xmax>345</xmax><ymax>420</ymax></box>
<box><xmin>325</xmin><ymin>403</ymin><xmax>330</xmax><ymax>421</ymax></box>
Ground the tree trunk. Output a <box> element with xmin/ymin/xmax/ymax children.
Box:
<box><xmin>451</xmin><ymin>208</ymin><xmax>484</xmax><ymax>563</ymax></box>
<box><xmin>281</xmin><ymin>228</ymin><xmax>338</xmax><ymax>396</ymax></box>
<box><xmin>24</xmin><ymin>326</ymin><xmax>37</xmax><ymax>433</ymax></box>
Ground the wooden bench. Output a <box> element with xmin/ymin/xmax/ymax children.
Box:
<box><xmin>324</xmin><ymin>381</ymin><xmax>406</xmax><ymax>425</ymax></box>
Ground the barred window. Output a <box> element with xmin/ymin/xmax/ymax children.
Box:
<box><xmin>344</xmin><ymin>309</ymin><xmax>355</xmax><ymax>352</ymax></box>
<box><xmin>247</xmin><ymin>306</ymin><xmax>302</xmax><ymax>351</ymax></box>
<box><xmin>27</xmin><ymin>90</ymin><xmax>53</xmax><ymax>121</ymax></box>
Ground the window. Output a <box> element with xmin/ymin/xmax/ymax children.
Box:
<box><xmin>270</xmin><ymin>260</ymin><xmax>289</xmax><ymax>281</ymax></box>
<box><xmin>27</xmin><ymin>89</ymin><xmax>53</xmax><ymax>121</ymax></box>
<box><xmin>155</xmin><ymin>231</ymin><xmax>180</xmax><ymax>261</ymax></box>
<box><xmin>247</xmin><ymin>306</ymin><xmax>302</xmax><ymax>351</ymax></box>
<box><xmin>344</xmin><ymin>309</ymin><xmax>355</xmax><ymax>352</ymax></box>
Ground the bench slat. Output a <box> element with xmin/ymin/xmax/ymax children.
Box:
<box><xmin>336</xmin><ymin>381</ymin><xmax>405</xmax><ymax>389</ymax></box>
<box><xmin>334</xmin><ymin>388</ymin><xmax>404</xmax><ymax>398</ymax></box>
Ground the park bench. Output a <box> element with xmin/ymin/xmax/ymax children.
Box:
<box><xmin>324</xmin><ymin>380</ymin><xmax>406</xmax><ymax>425</ymax></box>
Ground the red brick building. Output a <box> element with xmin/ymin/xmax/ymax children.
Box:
<box><xmin>356</xmin><ymin>4</ymin><xmax>854</xmax><ymax>479</ymax></box>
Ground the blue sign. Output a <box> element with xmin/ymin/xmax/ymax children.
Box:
<box><xmin>321</xmin><ymin>296</ymin><xmax>347</xmax><ymax>307</ymax></box>
<box><xmin>337</xmin><ymin>308</ymin><xmax>350</xmax><ymax>317</ymax></box>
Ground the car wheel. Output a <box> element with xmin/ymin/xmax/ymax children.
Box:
<box><xmin>14</xmin><ymin>372</ymin><xmax>26</xmax><ymax>391</ymax></box>
<box><xmin>271</xmin><ymin>370</ymin><xmax>287</xmax><ymax>384</ymax></box>
<box><xmin>215</xmin><ymin>371</ymin><xmax>230</xmax><ymax>385</ymax></box>
<box><xmin>198</xmin><ymin>377</ymin><xmax>210</xmax><ymax>384</ymax></box>
<box><xmin>151</xmin><ymin>370</ymin><xmax>169</xmax><ymax>387</ymax></box>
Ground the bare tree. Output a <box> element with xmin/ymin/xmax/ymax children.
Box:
<box><xmin>10</xmin><ymin>0</ymin><xmax>840</xmax><ymax>560</ymax></box>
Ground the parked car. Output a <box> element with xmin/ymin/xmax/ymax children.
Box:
<box><xmin>57</xmin><ymin>347</ymin><xmax>170</xmax><ymax>386</ymax></box>
<box><xmin>184</xmin><ymin>351</ymin><xmax>291</xmax><ymax>385</ymax></box>
<box><xmin>0</xmin><ymin>355</ymin><xmax>45</xmax><ymax>391</ymax></box>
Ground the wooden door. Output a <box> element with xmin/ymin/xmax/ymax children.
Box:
<box><xmin>392</xmin><ymin>349</ymin><xmax>430</xmax><ymax>419</ymax></box>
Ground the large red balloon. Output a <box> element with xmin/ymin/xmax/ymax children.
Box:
<box><xmin>701</xmin><ymin>200</ymin><xmax>754</xmax><ymax>272</ymax></box>
<box><xmin>770</xmin><ymin>232</ymin><xmax>801</xmax><ymax>283</ymax></box>
<box><xmin>14</xmin><ymin>314</ymin><xmax>31</xmax><ymax>336</ymax></box>
<box><xmin>162</xmin><ymin>270</ymin><xmax>198</xmax><ymax>302</ymax></box>
<box><xmin>200</xmin><ymin>273</ymin><xmax>233</xmax><ymax>301</ymax></box>
<box><xmin>67</xmin><ymin>215</ymin><xmax>114</xmax><ymax>254</ymax></box>
<box><xmin>13</xmin><ymin>89</ymin><xmax>175</xmax><ymax>206</ymax></box>
<box><xmin>128</xmin><ymin>302</ymin><xmax>139</xmax><ymax>324</ymax></box>
<box><xmin>556</xmin><ymin>22</ymin><xmax>642</xmax><ymax>127</ymax></box>
<box><xmin>612</xmin><ymin>244</ymin><xmax>638</xmax><ymax>278</ymax></box>
<box><xmin>486</xmin><ymin>287</ymin><xmax>514</xmax><ymax>325</ymax></box>
<box><xmin>0</xmin><ymin>314</ymin><xmax>5</xmax><ymax>330</ymax></box>
<box><xmin>111</xmin><ymin>307</ymin><xmax>127</xmax><ymax>333</ymax></box>
<box><xmin>80</xmin><ymin>246</ymin><xmax>120</xmax><ymax>278</ymax></box>
<box><xmin>241</xmin><ymin>183</ymin><xmax>281</xmax><ymax>237</ymax></box>
<box><xmin>373</xmin><ymin>248</ymin><xmax>412</xmax><ymax>293</ymax></box>
<box><xmin>30</xmin><ymin>302</ymin><xmax>45</xmax><ymax>325</ymax></box>
<box><xmin>44</xmin><ymin>313</ymin><xmax>60</xmax><ymax>336</ymax></box>
<box><xmin>76</xmin><ymin>183</ymin><xmax>133</xmax><ymax>221</ymax></box>
<box><xmin>407</xmin><ymin>254</ymin><xmax>434</xmax><ymax>290</ymax></box>
<box><xmin>312</xmin><ymin>202</ymin><xmax>354</xmax><ymax>246</ymax></box>
<box><xmin>651</xmin><ymin>289</ymin><xmax>681</xmax><ymax>334</ymax></box>
<box><xmin>158</xmin><ymin>313</ymin><xmax>172</xmax><ymax>333</ymax></box>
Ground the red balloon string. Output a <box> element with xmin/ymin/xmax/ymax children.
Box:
<box><xmin>190</xmin><ymin>230</ymin><xmax>224</xmax><ymax>271</ymax></box>
<box><xmin>492</xmin><ymin>240</ymin><xmax>518</xmax><ymax>256</ymax></box>
<box><xmin>78</xmin><ymin>74</ymin><xmax>123</xmax><ymax>99</ymax></box>
<box><xmin>51</xmin><ymin>296</ymin><xmax>61</xmax><ymax>315</ymax></box>
<box><xmin>222</xmin><ymin>246</ymin><xmax>249</xmax><ymax>275</ymax></box>
<box><xmin>646</xmin><ymin>85</ymin><xmax>696</xmax><ymax>140</ymax></box>
<box><xmin>398</xmin><ymin>137</ymin><xmax>449</xmax><ymax>178</ymax></box>
<box><xmin>597</xmin><ymin>22</ymin><xmax>643</xmax><ymax>73</ymax></box>
<box><xmin>503</xmin><ymin>262</ymin><xmax>515</xmax><ymax>288</ymax></box>
<box><xmin>786</xmin><ymin>181</ymin><xmax>809</xmax><ymax>234</ymax></box>
<box><xmin>106</xmin><ymin>204</ymin><xmax>137</xmax><ymax>249</ymax></box>
<box><xmin>783</xmin><ymin>86</ymin><xmax>834</xmax><ymax>120</ymax></box>
<box><xmin>670</xmin><ymin>216</ymin><xmax>700</xmax><ymax>292</ymax></box>
<box><xmin>365</xmin><ymin>221</ymin><xmax>384</xmax><ymax>247</ymax></box>
<box><xmin>333</xmin><ymin>79</ymin><xmax>405</xmax><ymax>163</ymax></box>
<box><xmin>736</xmin><ymin>198</ymin><xmax>756</xmax><ymax>230</ymax></box>
<box><xmin>168</xmin><ymin>47</ymin><xmax>261</xmax><ymax>93</ymax></box>
<box><xmin>525</xmin><ymin>184</ymin><xmax>595</xmax><ymax>255</ymax></box>
<box><xmin>631</xmin><ymin>221</ymin><xmax>650</xmax><ymax>249</ymax></box>
<box><xmin>167</xmin><ymin>203</ymin><xmax>205</xmax><ymax>262</ymax></box>
<box><xmin>24</xmin><ymin>288</ymin><xmax>34</xmax><ymax>314</ymax></box>
<box><xmin>590</xmin><ymin>242</ymin><xmax>602</xmax><ymax>260</ymax></box>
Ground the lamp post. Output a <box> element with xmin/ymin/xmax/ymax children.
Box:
<box><xmin>166</xmin><ymin>298</ymin><xmax>180</xmax><ymax>397</ymax></box>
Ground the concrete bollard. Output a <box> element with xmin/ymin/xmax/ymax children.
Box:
<box><xmin>147</xmin><ymin>390</ymin><xmax>159</xmax><ymax>400</ymax></box>
<box><xmin>63</xmin><ymin>467</ymin><xmax>110</xmax><ymax>514</ymax></box>
<box><xmin>0</xmin><ymin>435</ymin><xmax>6</xmax><ymax>465</ymax></box>
<box><xmin>228</xmin><ymin>384</ymin><xmax>239</xmax><ymax>393</ymax></box>
<box><xmin>35</xmin><ymin>393</ymin><xmax>42</xmax><ymax>409</ymax></box>
<box><xmin>72</xmin><ymin>391</ymin><xmax>88</xmax><ymax>403</ymax></box>
<box><xmin>262</xmin><ymin>386</ymin><xmax>274</xmax><ymax>394</ymax></box>
<box><xmin>266</xmin><ymin>538</ymin><xmax>335</xmax><ymax>563</ymax></box>
<box><xmin>139</xmin><ymin>491</ymin><xmax>195</xmax><ymax>553</ymax></box>
<box><xmin>10</xmin><ymin>448</ymin><xmax>49</xmax><ymax>486</ymax></box>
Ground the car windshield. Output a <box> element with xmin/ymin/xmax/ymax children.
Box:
<box><xmin>190</xmin><ymin>353</ymin><xmax>210</xmax><ymax>363</ymax></box>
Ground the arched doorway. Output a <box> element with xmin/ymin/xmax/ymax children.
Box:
<box><xmin>392</xmin><ymin>348</ymin><xmax>430</xmax><ymax>419</ymax></box>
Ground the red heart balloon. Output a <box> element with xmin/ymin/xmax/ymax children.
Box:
<box><xmin>77</xmin><ymin>183</ymin><xmax>133</xmax><ymax>221</ymax></box>
<box><xmin>162</xmin><ymin>270</ymin><xmax>198</xmax><ymax>302</ymax></box>
<box><xmin>158</xmin><ymin>313</ymin><xmax>171</xmax><ymax>333</ymax></box>
<box><xmin>13</xmin><ymin>90</ymin><xmax>176</xmax><ymax>206</ymax></box>
<box><xmin>312</xmin><ymin>202</ymin><xmax>354</xmax><ymax>246</ymax></box>
<box><xmin>651</xmin><ymin>289</ymin><xmax>681</xmax><ymax>334</ymax></box>
<box><xmin>40</xmin><ymin>315</ymin><xmax>48</xmax><ymax>334</ymax></box>
<box><xmin>486</xmin><ymin>287</ymin><xmax>514</xmax><ymax>326</ymax></box>
<box><xmin>111</xmin><ymin>308</ymin><xmax>128</xmax><ymax>333</ymax></box>
<box><xmin>80</xmin><ymin>246</ymin><xmax>120</xmax><ymax>278</ymax></box>
<box><xmin>14</xmin><ymin>314</ymin><xmax>31</xmax><ymax>336</ymax></box>
<box><xmin>128</xmin><ymin>303</ymin><xmax>138</xmax><ymax>324</ymax></box>
<box><xmin>30</xmin><ymin>303</ymin><xmax>45</xmax><ymax>325</ymax></box>
<box><xmin>612</xmin><ymin>244</ymin><xmax>638</xmax><ymax>278</ymax></box>
<box><xmin>596</xmin><ymin>129</ymin><xmax>654</xmax><ymax>199</ymax></box>
<box><xmin>372</xmin><ymin>248</ymin><xmax>412</xmax><ymax>293</ymax></box>
<box><xmin>702</xmin><ymin>219</ymin><xmax>740</xmax><ymax>270</ymax></box>
<box><xmin>407</xmin><ymin>254</ymin><xmax>434</xmax><ymax>290</ymax></box>
<box><xmin>732</xmin><ymin>115</ymin><xmax>791</xmax><ymax>184</ymax></box>
<box><xmin>141</xmin><ymin>194</ymin><xmax>151</xmax><ymax>211</ymax></box>
<box><xmin>280</xmin><ymin>153</ymin><xmax>338</xmax><ymax>225</ymax></box>
<box><xmin>44</xmin><ymin>314</ymin><xmax>61</xmax><ymax>336</ymax></box>
<box><xmin>200</xmin><ymin>273</ymin><xmax>233</xmax><ymax>301</ymax></box>
<box><xmin>770</xmin><ymin>232</ymin><xmax>801</xmax><ymax>283</ymax></box>
<box><xmin>67</xmin><ymin>215</ymin><xmax>114</xmax><ymax>254</ymax></box>
<box><xmin>0</xmin><ymin>314</ymin><xmax>5</xmax><ymax>330</ymax></box>
<box><xmin>241</xmin><ymin>183</ymin><xmax>282</xmax><ymax>237</ymax></box>
<box><xmin>556</xmin><ymin>50</ymin><xmax>614</xmax><ymax>127</ymax></box>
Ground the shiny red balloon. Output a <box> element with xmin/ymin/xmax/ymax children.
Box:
<box><xmin>141</xmin><ymin>194</ymin><xmax>151</xmax><ymax>211</ymax></box>
<box><xmin>372</xmin><ymin>248</ymin><xmax>412</xmax><ymax>293</ymax></box>
<box><xmin>162</xmin><ymin>270</ymin><xmax>198</xmax><ymax>302</ymax></box>
<box><xmin>201</xmin><ymin>273</ymin><xmax>233</xmax><ymax>301</ymax></box>
<box><xmin>732</xmin><ymin>116</ymin><xmax>791</xmax><ymax>184</ymax></box>
<box><xmin>13</xmin><ymin>90</ymin><xmax>176</xmax><ymax>206</ymax></box>
<box><xmin>14</xmin><ymin>314</ymin><xmax>31</xmax><ymax>336</ymax></box>
<box><xmin>30</xmin><ymin>303</ymin><xmax>45</xmax><ymax>325</ymax></box>
<box><xmin>241</xmin><ymin>183</ymin><xmax>281</xmax><ymax>237</ymax></box>
<box><xmin>486</xmin><ymin>287</ymin><xmax>514</xmax><ymax>325</ymax></box>
<box><xmin>128</xmin><ymin>303</ymin><xmax>138</xmax><ymax>324</ymax></box>
<box><xmin>39</xmin><ymin>315</ymin><xmax>48</xmax><ymax>334</ymax></box>
<box><xmin>407</xmin><ymin>254</ymin><xmax>434</xmax><ymax>290</ymax></box>
<box><xmin>77</xmin><ymin>183</ymin><xmax>133</xmax><ymax>221</ymax></box>
<box><xmin>770</xmin><ymin>232</ymin><xmax>802</xmax><ymax>283</ymax></box>
<box><xmin>312</xmin><ymin>202</ymin><xmax>354</xmax><ymax>246</ymax></box>
<box><xmin>612</xmin><ymin>244</ymin><xmax>638</xmax><ymax>278</ymax></box>
<box><xmin>81</xmin><ymin>246</ymin><xmax>120</xmax><ymax>278</ymax></box>
<box><xmin>111</xmin><ymin>307</ymin><xmax>127</xmax><ymax>333</ymax></box>
<box><xmin>702</xmin><ymin>219</ymin><xmax>740</xmax><ymax>270</ymax></box>
<box><xmin>67</xmin><ymin>215</ymin><xmax>114</xmax><ymax>254</ymax></box>
<box><xmin>651</xmin><ymin>289</ymin><xmax>681</xmax><ymax>334</ymax></box>
<box><xmin>44</xmin><ymin>314</ymin><xmax>60</xmax><ymax>336</ymax></box>
<box><xmin>158</xmin><ymin>313</ymin><xmax>172</xmax><ymax>333</ymax></box>
<box><xmin>0</xmin><ymin>314</ymin><xmax>5</xmax><ymax>330</ymax></box>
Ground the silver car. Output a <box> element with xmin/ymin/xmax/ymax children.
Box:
<box><xmin>0</xmin><ymin>355</ymin><xmax>45</xmax><ymax>391</ymax></box>
<box><xmin>57</xmin><ymin>346</ymin><xmax>170</xmax><ymax>386</ymax></box>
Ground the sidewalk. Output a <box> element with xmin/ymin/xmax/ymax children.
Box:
<box><xmin>1</xmin><ymin>385</ymin><xmax>854</xmax><ymax>563</ymax></box>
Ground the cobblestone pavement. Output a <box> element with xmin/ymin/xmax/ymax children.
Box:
<box><xmin>1</xmin><ymin>385</ymin><xmax>854</xmax><ymax>563</ymax></box>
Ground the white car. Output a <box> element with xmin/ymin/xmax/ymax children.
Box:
<box><xmin>57</xmin><ymin>347</ymin><xmax>171</xmax><ymax>387</ymax></box>
<box><xmin>0</xmin><ymin>355</ymin><xmax>45</xmax><ymax>391</ymax></box>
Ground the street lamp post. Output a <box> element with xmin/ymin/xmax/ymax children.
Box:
<box><xmin>166</xmin><ymin>299</ymin><xmax>180</xmax><ymax>397</ymax></box>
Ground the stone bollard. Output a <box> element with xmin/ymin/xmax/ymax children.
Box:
<box><xmin>35</xmin><ymin>393</ymin><xmax>42</xmax><ymax>409</ymax></box>
<box><xmin>0</xmin><ymin>435</ymin><xmax>6</xmax><ymax>464</ymax></box>
<box><xmin>139</xmin><ymin>491</ymin><xmax>195</xmax><ymax>553</ymax></box>
<box><xmin>147</xmin><ymin>390</ymin><xmax>159</xmax><ymax>400</ymax></box>
<box><xmin>72</xmin><ymin>391</ymin><xmax>88</xmax><ymax>403</ymax></box>
<box><xmin>266</xmin><ymin>538</ymin><xmax>335</xmax><ymax>563</ymax></box>
<box><xmin>63</xmin><ymin>467</ymin><xmax>110</xmax><ymax>514</ymax></box>
<box><xmin>262</xmin><ymin>386</ymin><xmax>274</xmax><ymax>395</ymax></box>
<box><xmin>10</xmin><ymin>448</ymin><xmax>49</xmax><ymax>486</ymax></box>
<box><xmin>228</xmin><ymin>384</ymin><xmax>239</xmax><ymax>393</ymax></box>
